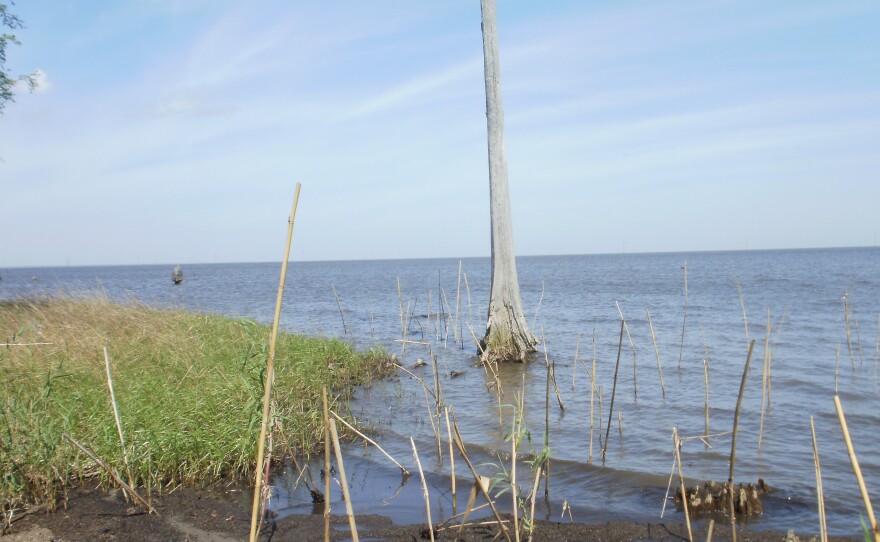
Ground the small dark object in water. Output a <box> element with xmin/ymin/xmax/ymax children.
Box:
<box><xmin>414</xmin><ymin>358</ymin><xmax>427</xmax><ymax>368</ymax></box>
<box><xmin>449</xmin><ymin>370</ymin><xmax>467</xmax><ymax>378</ymax></box>
<box><xmin>309</xmin><ymin>488</ymin><xmax>324</xmax><ymax>504</ymax></box>
<box><xmin>674</xmin><ymin>478</ymin><xmax>769</xmax><ymax>517</ymax></box>
<box><xmin>172</xmin><ymin>265</ymin><xmax>183</xmax><ymax>285</ymax></box>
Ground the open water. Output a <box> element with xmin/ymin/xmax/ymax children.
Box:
<box><xmin>2</xmin><ymin>247</ymin><xmax>878</xmax><ymax>536</ymax></box>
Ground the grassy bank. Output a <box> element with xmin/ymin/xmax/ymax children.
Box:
<box><xmin>0</xmin><ymin>296</ymin><xmax>389</xmax><ymax>513</ymax></box>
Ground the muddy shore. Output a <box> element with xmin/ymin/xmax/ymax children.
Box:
<box><xmin>3</xmin><ymin>482</ymin><xmax>858</xmax><ymax>542</ymax></box>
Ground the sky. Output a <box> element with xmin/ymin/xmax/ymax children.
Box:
<box><xmin>1</xmin><ymin>0</ymin><xmax>878</xmax><ymax>267</ymax></box>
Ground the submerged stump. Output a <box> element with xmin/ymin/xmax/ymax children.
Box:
<box><xmin>675</xmin><ymin>479</ymin><xmax>769</xmax><ymax>518</ymax></box>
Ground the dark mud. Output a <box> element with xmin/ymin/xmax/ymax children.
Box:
<box><xmin>2</xmin><ymin>482</ymin><xmax>859</xmax><ymax>542</ymax></box>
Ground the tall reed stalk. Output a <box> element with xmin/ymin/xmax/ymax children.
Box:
<box><xmin>103</xmin><ymin>347</ymin><xmax>133</xmax><ymax>494</ymax></box>
<box><xmin>249</xmin><ymin>184</ymin><xmax>301</xmax><ymax>542</ymax></box>
<box><xmin>758</xmin><ymin>308</ymin><xmax>771</xmax><ymax>450</ymax></box>
<box><xmin>411</xmin><ymin>437</ymin><xmax>434</xmax><ymax>542</ymax></box>
<box><xmin>833</xmin><ymin>395</ymin><xmax>879</xmax><ymax>542</ymax></box>
<box><xmin>603</xmin><ymin>320</ymin><xmax>625</xmax><ymax>463</ymax></box>
<box><xmin>331</xmin><ymin>284</ymin><xmax>348</xmax><ymax>336</ymax></box>
<box><xmin>330</xmin><ymin>419</ymin><xmax>359</xmax><ymax>542</ymax></box>
<box><xmin>646</xmin><ymin>309</ymin><xmax>666</xmax><ymax>398</ymax></box>
<box><xmin>734</xmin><ymin>271</ymin><xmax>750</xmax><ymax>350</ymax></box>
<box><xmin>728</xmin><ymin>339</ymin><xmax>756</xmax><ymax>542</ymax></box>
<box><xmin>615</xmin><ymin>301</ymin><xmax>637</xmax><ymax>398</ymax></box>
<box><xmin>810</xmin><ymin>416</ymin><xmax>828</xmax><ymax>542</ymax></box>
<box><xmin>678</xmin><ymin>261</ymin><xmax>689</xmax><ymax>369</ymax></box>
<box><xmin>672</xmin><ymin>427</ymin><xmax>693</xmax><ymax>542</ymax></box>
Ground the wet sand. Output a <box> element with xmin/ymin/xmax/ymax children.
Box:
<box><xmin>3</xmin><ymin>482</ymin><xmax>858</xmax><ymax>541</ymax></box>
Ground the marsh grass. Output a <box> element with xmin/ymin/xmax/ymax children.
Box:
<box><xmin>0</xmin><ymin>295</ymin><xmax>388</xmax><ymax>514</ymax></box>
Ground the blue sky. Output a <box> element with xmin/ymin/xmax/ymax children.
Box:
<box><xmin>1</xmin><ymin>0</ymin><xmax>878</xmax><ymax>267</ymax></box>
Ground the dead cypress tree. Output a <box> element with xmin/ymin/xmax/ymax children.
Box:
<box><xmin>479</xmin><ymin>0</ymin><xmax>537</xmax><ymax>363</ymax></box>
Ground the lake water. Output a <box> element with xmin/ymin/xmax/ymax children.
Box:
<box><xmin>3</xmin><ymin>247</ymin><xmax>878</xmax><ymax>536</ymax></box>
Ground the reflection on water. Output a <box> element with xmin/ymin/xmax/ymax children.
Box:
<box><xmin>3</xmin><ymin>247</ymin><xmax>878</xmax><ymax>536</ymax></box>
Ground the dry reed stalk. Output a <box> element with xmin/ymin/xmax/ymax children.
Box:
<box><xmin>727</xmin><ymin>339</ymin><xmax>756</xmax><ymax>542</ymax></box>
<box><xmin>432</xmin><ymin>354</ymin><xmax>444</xmax><ymax>461</ymax></box>
<box><xmin>411</xmin><ymin>437</ymin><xmax>435</xmax><ymax>542</ymax></box>
<box><xmin>456</xmin><ymin>260</ymin><xmax>463</xmax><ymax>347</ymax></box>
<box><xmin>646</xmin><ymin>309</ymin><xmax>666</xmax><ymax>398</ymax></box>
<box><xmin>571</xmin><ymin>335</ymin><xmax>581</xmax><ymax>391</ymax></box>
<box><xmin>422</xmin><ymin>387</ymin><xmax>442</xmax><ymax>461</ymax></box>
<box><xmin>441</xmin><ymin>287</ymin><xmax>452</xmax><ymax>347</ymax></box>
<box><xmin>835</xmin><ymin>344</ymin><xmax>841</xmax><ymax>394</ymax></box>
<box><xmin>322</xmin><ymin>388</ymin><xmax>331</xmax><ymax>542</ymax></box>
<box><xmin>451</xmin><ymin>420</ymin><xmax>512</xmax><ymax>542</ymax></box>
<box><xmin>331</xmin><ymin>284</ymin><xmax>348</xmax><ymax>335</ymax></box>
<box><xmin>511</xmin><ymin>402</ymin><xmax>520</xmax><ymax>542</ymax></box>
<box><xmin>615</xmin><ymin>301</ymin><xmax>638</xmax><ymax>398</ymax></box>
<box><xmin>444</xmin><ymin>407</ymin><xmax>456</xmax><ymax>513</ymax></box>
<box><xmin>464</xmin><ymin>272</ymin><xmax>475</xmax><ymax>330</ymax></box>
<box><xmin>532</xmin><ymin>280</ymin><xmax>545</xmax><ymax>329</ymax></box>
<box><xmin>703</xmin><ymin>358</ymin><xmax>710</xmax><ymax>444</ymax></box>
<box><xmin>617</xmin><ymin>410</ymin><xmax>623</xmax><ymax>436</ymax></box>
<box><xmin>544</xmin><ymin>359</ymin><xmax>550</xmax><ymax>498</ymax></box>
<box><xmin>62</xmin><ymin>433</ymin><xmax>157</xmax><ymax>515</ymax></box>
<box><xmin>329</xmin><ymin>419</ymin><xmax>359</xmax><ymax>542</ymax></box>
<box><xmin>843</xmin><ymin>293</ymin><xmax>856</xmax><ymax>369</ymax></box>
<box><xmin>733</xmin><ymin>272</ymin><xmax>750</xmax><ymax>352</ymax></box>
<box><xmin>330</xmin><ymin>411</ymin><xmax>410</xmax><ymax>476</ymax></box>
<box><xmin>672</xmin><ymin>428</ymin><xmax>693</xmax><ymax>542</ymax></box>
<box><xmin>597</xmin><ymin>386</ymin><xmax>604</xmax><ymax>451</ymax></box>
<box><xmin>249</xmin><ymin>184</ymin><xmax>300</xmax><ymax>542</ymax></box>
<box><xmin>758</xmin><ymin>308</ymin><xmax>771</xmax><ymax>450</ymax></box>
<box><xmin>527</xmin><ymin>462</ymin><xmax>543</xmax><ymax>542</ymax></box>
<box><xmin>589</xmin><ymin>336</ymin><xmax>596</xmax><ymax>464</ymax></box>
<box><xmin>541</xmin><ymin>329</ymin><xmax>565</xmax><ymax>411</ymax></box>
<box><xmin>102</xmin><ymin>347</ymin><xmax>133</xmax><ymax>497</ymax></box>
<box><xmin>706</xmin><ymin>519</ymin><xmax>715</xmax><ymax>542</ymax></box>
<box><xmin>810</xmin><ymin>416</ymin><xmax>828</xmax><ymax>542</ymax></box>
<box><xmin>833</xmin><ymin>395</ymin><xmax>879</xmax><ymax>542</ymax></box>
<box><xmin>678</xmin><ymin>261</ymin><xmax>689</xmax><ymax>369</ymax></box>
<box><xmin>603</xmin><ymin>320</ymin><xmax>625</xmax><ymax>463</ymax></box>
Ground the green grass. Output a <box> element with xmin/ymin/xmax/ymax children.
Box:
<box><xmin>0</xmin><ymin>295</ymin><xmax>390</xmax><ymax>513</ymax></box>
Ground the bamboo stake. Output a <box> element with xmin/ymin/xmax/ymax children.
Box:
<box><xmin>331</xmin><ymin>411</ymin><xmax>410</xmax><ymax>476</ymax></box>
<box><xmin>62</xmin><ymin>433</ymin><xmax>157</xmax><ymax>515</ymax></box>
<box><xmin>603</xmin><ymin>320</ymin><xmax>625</xmax><ymax>463</ymax></box>
<box><xmin>102</xmin><ymin>347</ymin><xmax>133</xmax><ymax>496</ymax></box>
<box><xmin>810</xmin><ymin>416</ymin><xmax>828</xmax><ymax>542</ymax></box>
<box><xmin>331</xmin><ymin>284</ymin><xmax>348</xmax><ymax>336</ymax></box>
<box><xmin>411</xmin><ymin>437</ymin><xmax>435</xmax><ymax>542</ymax></box>
<box><xmin>646</xmin><ymin>309</ymin><xmax>666</xmax><ymax>398</ymax></box>
<box><xmin>706</xmin><ymin>519</ymin><xmax>715</xmax><ymax>542</ymax></box>
<box><xmin>678</xmin><ymin>261</ymin><xmax>688</xmax><ymax>369</ymax></box>
<box><xmin>322</xmin><ymin>388</ymin><xmax>331</xmax><ymax>542</ymax></box>
<box><xmin>249</xmin><ymin>183</ymin><xmax>301</xmax><ymax>542</ymax></box>
<box><xmin>728</xmin><ymin>339</ymin><xmax>756</xmax><ymax>542</ymax></box>
<box><xmin>672</xmin><ymin>427</ymin><xmax>693</xmax><ymax>542</ymax></box>
<box><xmin>833</xmin><ymin>395</ymin><xmax>879</xmax><ymax>542</ymax></box>
<box><xmin>329</xmin><ymin>419</ymin><xmax>359</xmax><ymax>542</ymax></box>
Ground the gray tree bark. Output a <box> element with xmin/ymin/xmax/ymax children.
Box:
<box><xmin>480</xmin><ymin>0</ymin><xmax>537</xmax><ymax>362</ymax></box>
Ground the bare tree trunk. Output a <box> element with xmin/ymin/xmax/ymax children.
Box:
<box><xmin>480</xmin><ymin>0</ymin><xmax>537</xmax><ymax>363</ymax></box>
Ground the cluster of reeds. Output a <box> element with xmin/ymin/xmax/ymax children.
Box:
<box><xmin>0</xmin><ymin>295</ymin><xmax>388</xmax><ymax>525</ymax></box>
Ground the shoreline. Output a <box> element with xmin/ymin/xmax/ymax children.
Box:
<box><xmin>4</xmin><ymin>482</ymin><xmax>860</xmax><ymax>541</ymax></box>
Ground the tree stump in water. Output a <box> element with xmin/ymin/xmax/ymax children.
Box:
<box><xmin>675</xmin><ymin>479</ymin><xmax>769</xmax><ymax>517</ymax></box>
